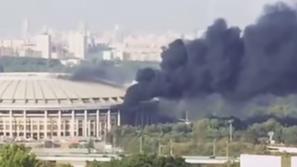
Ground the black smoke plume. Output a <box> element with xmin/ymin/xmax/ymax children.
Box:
<box><xmin>123</xmin><ymin>2</ymin><xmax>297</xmax><ymax>125</ymax></box>
<box><xmin>70</xmin><ymin>61</ymin><xmax>135</xmax><ymax>86</ymax></box>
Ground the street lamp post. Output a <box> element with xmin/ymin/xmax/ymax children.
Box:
<box><xmin>226</xmin><ymin>140</ymin><xmax>230</xmax><ymax>167</ymax></box>
<box><xmin>228</xmin><ymin>120</ymin><xmax>233</xmax><ymax>142</ymax></box>
<box><xmin>226</xmin><ymin>119</ymin><xmax>234</xmax><ymax>167</ymax></box>
<box><xmin>213</xmin><ymin>138</ymin><xmax>216</xmax><ymax>157</ymax></box>
<box><xmin>139</xmin><ymin>134</ymin><xmax>143</xmax><ymax>154</ymax></box>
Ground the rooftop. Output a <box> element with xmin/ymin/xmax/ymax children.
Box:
<box><xmin>0</xmin><ymin>73</ymin><xmax>125</xmax><ymax>110</ymax></box>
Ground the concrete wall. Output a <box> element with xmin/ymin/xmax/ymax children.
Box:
<box><xmin>291</xmin><ymin>157</ymin><xmax>297</xmax><ymax>167</ymax></box>
<box><xmin>240</xmin><ymin>154</ymin><xmax>281</xmax><ymax>167</ymax></box>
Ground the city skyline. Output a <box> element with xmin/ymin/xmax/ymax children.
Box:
<box><xmin>0</xmin><ymin>0</ymin><xmax>293</xmax><ymax>38</ymax></box>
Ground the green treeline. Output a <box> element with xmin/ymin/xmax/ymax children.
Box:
<box><xmin>0</xmin><ymin>144</ymin><xmax>189</xmax><ymax>167</ymax></box>
<box><xmin>0</xmin><ymin>56</ymin><xmax>70</xmax><ymax>72</ymax></box>
<box><xmin>112</xmin><ymin>118</ymin><xmax>297</xmax><ymax>156</ymax></box>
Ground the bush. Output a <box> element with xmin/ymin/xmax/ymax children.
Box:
<box><xmin>87</xmin><ymin>154</ymin><xmax>189</xmax><ymax>167</ymax></box>
<box><xmin>0</xmin><ymin>144</ymin><xmax>41</xmax><ymax>167</ymax></box>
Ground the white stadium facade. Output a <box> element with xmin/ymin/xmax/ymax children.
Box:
<box><xmin>0</xmin><ymin>73</ymin><xmax>124</xmax><ymax>140</ymax></box>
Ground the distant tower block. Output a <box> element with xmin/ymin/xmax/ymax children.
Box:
<box><xmin>68</xmin><ymin>32</ymin><xmax>87</xmax><ymax>60</ymax></box>
<box><xmin>112</xmin><ymin>24</ymin><xmax>120</xmax><ymax>43</ymax></box>
<box><xmin>35</xmin><ymin>33</ymin><xmax>52</xmax><ymax>59</ymax></box>
<box><xmin>22</xmin><ymin>18</ymin><xmax>30</xmax><ymax>39</ymax></box>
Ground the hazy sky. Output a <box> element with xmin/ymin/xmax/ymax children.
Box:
<box><xmin>0</xmin><ymin>0</ymin><xmax>293</xmax><ymax>37</ymax></box>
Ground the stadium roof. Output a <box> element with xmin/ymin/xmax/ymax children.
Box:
<box><xmin>0</xmin><ymin>73</ymin><xmax>125</xmax><ymax>110</ymax></box>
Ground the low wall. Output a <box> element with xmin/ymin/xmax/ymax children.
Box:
<box><xmin>240</xmin><ymin>154</ymin><xmax>281</xmax><ymax>167</ymax></box>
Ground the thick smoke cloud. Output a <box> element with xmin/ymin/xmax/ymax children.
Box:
<box><xmin>238</xmin><ymin>3</ymin><xmax>297</xmax><ymax>97</ymax></box>
<box><xmin>71</xmin><ymin>62</ymin><xmax>135</xmax><ymax>86</ymax></box>
<box><xmin>123</xmin><ymin>2</ymin><xmax>297</xmax><ymax>124</ymax></box>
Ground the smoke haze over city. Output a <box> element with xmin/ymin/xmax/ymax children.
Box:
<box><xmin>0</xmin><ymin>0</ymin><xmax>293</xmax><ymax>37</ymax></box>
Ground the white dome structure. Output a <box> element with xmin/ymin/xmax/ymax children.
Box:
<box><xmin>0</xmin><ymin>73</ymin><xmax>124</xmax><ymax>140</ymax></box>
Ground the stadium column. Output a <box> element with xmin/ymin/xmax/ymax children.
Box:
<box><xmin>71</xmin><ymin>110</ymin><xmax>75</xmax><ymax>137</ymax></box>
<box><xmin>3</xmin><ymin>118</ymin><xmax>6</xmax><ymax>137</ymax></box>
<box><xmin>58</xmin><ymin>110</ymin><xmax>61</xmax><ymax>137</ymax></box>
<box><xmin>76</xmin><ymin>119</ymin><xmax>79</xmax><ymax>137</ymax></box>
<box><xmin>88</xmin><ymin>120</ymin><xmax>91</xmax><ymax>137</ymax></box>
<box><xmin>30</xmin><ymin>118</ymin><xmax>35</xmax><ymax>139</ymax></box>
<box><xmin>44</xmin><ymin>110</ymin><xmax>48</xmax><ymax>139</ymax></box>
<box><xmin>37</xmin><ymin>120</ymin><xmax>40</xmax><ymax>140</ymax></box>
<box><xmin>64</xmin><ymin>120</ymin><xmax>67</xmax><ymax>137</ymax></box>
<box><xmin>107</xmin><ymin>109</ymin><xmax>111</xmax><ymax>132</ymax></box>
<box><xmin>30</xmin><ymin>119</ymin><xmax>33</xmax><ymax>139</ymax></box>
<box><xmin>84</xmin><ymin>110</ymin><xmax>88</xmax><ymax>138</ymax></box>
<box><xmin>9</xmin><ymin>110</ymin><xmax>12</xmax><ymax>138</ymax></box>
<box><xmin>96</xmin><ymin>110</ymin><xmax>100</xmax><ymax>138</ymax></box>
<box><xmin>23</xmin><ymin>110</ymin><xmax>26</xmax><ymax>139</ymax></box>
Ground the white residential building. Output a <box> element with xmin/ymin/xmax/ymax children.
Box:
<box><xmin>68</xmin><ymin>32</ymin><xmax>87</xmax><ymax>60</ymax></box>
<box><xmin>34</xmin><ymin>33</ymin><xmax>51</xmax><ymax>59</ymax></box>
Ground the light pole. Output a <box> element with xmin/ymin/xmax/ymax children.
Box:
<box><xmin>139</xmin><ymin>134</ymin><xmax>143</xmax><ymax>154</ymax></box>
<box><xmin>226</xmin><ymin>140</ymin><xmax>230</xmax><ymax>167</ymax></box>
<box><xmin>137</xmin><ymin>130</ymin><xmax>144</xmax><ymax>154</ymax></box>
<box><xmin>226</xmin><ymin>119</ymin><xmax>234</xmax><ymax>167</ymax></box>
<box><xmin>228</xmin><ymin>120</ymin><xmax>233</xmax><ymax>142</ymax></box>
<box><xmin>169</xmin><ymin>139</ymin><xmax>174</xmax><ymax>156</ymax></box>
<box><xmin>212</xmin><ymin>138</ymin><xmax>216</xmax><ymax>157</ymax></box>
<box><xmin>158</xmin><ymin>130</ymin><xmax>164</xmax><ymax>156</ymax></box>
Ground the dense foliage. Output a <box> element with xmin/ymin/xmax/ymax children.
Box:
<box><xmin>0</xmin><ymin>56</ymin><xmax>71</xmax><ymax>72</ymax></box>
<box><xmin>0</xmin><ymin>144</ymin><xmax>188</xmax><ymax>167</ymax></box>
<box><xmin>112</xmin><ymin>117</ymin><xmax>297</xmax><ymax>156</ymax></box>
<box><xmin>87</xmin><ymin>154</ymin><xmax>189</xmax><ymax>167</ymax></box>
<box><xmin>0</xmin><ymin>144</ymin><xmax>75</xmax><ymax>167</ymax></box>
<box><xmin>0</xmin><ymin>144</ymin><xmax>41</xmax><ymax>167</ymax></box>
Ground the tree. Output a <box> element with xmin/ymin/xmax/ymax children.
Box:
<box><xmin>244</xmin><ymin>119</ymin><xmax>283</xmax><ymax>144</ymax></box>
<box><xmin>0</xmin><ymin>144</ymin><xmax>41</xmax><ymax>167</ymax></box>
<box><xmin>86</xmin><ymin>139</ymin><xmax>95</xmax><ymax>154</ymax></box>
<box><xmin>283</xmin><ymin>126</ymin><xmax>297</xmax><ymax>145</ymax></box>
<box><xmin>87</xmin><ymin>154</ymin><xmax>189</xmax><ymax>167</ymax></box>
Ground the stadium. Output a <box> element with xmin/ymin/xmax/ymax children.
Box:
<box><xmin>0</xmin><ymin>73</ymin><xmax>124</xmax><ymax>140</ymax></box>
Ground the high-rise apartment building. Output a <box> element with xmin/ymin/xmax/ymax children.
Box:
<box><xmin>68</xmin><ymin>32</ymin><xmax>87</xmax><ymax>60</ymax></box>
<box><xmin>34</xmin><ymin>33</ymin><xmax>51</xmax><ymax>59</ymax></box>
